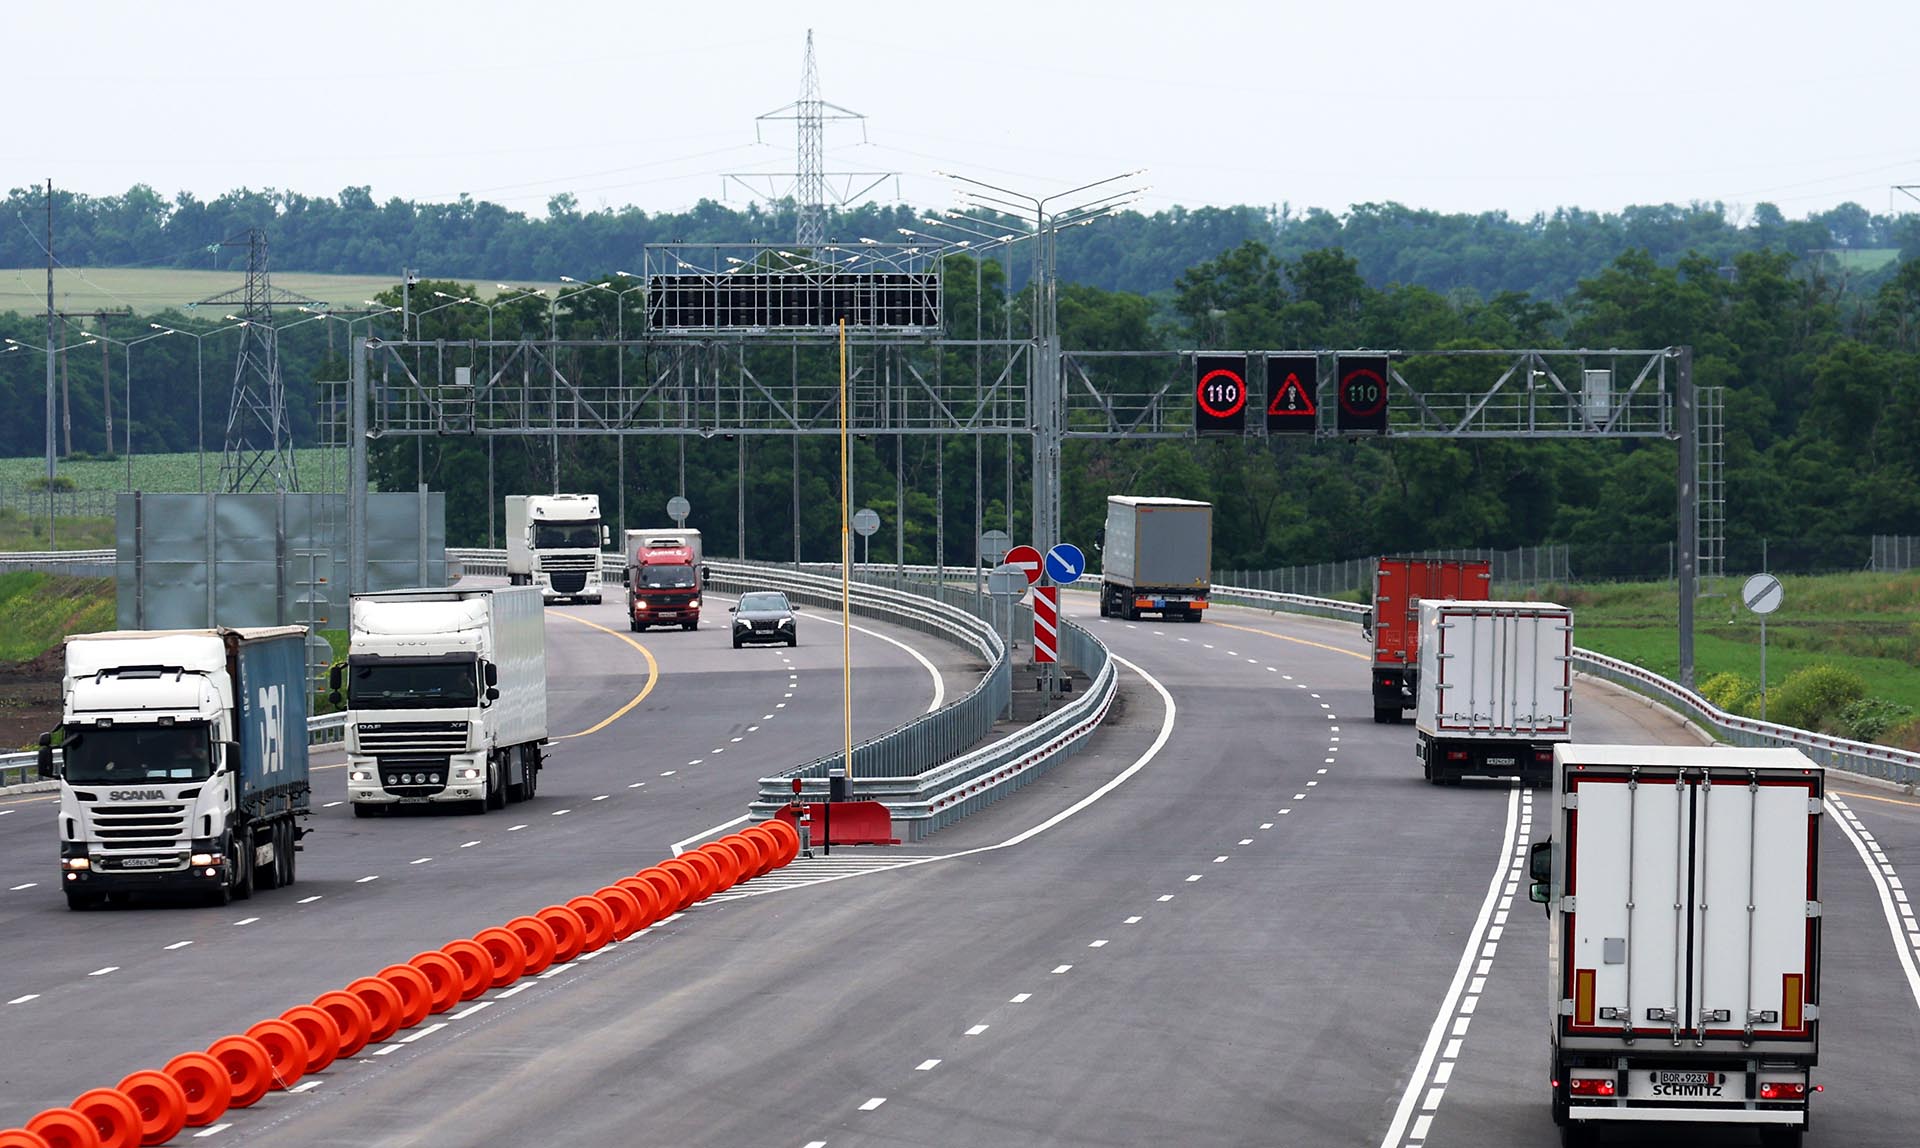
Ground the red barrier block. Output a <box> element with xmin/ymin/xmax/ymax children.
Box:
<box><xmin>112</xmin><ymin>1071</ymin><xmax>186</xmax><ymax>1148</ymax></box>
<box><xmin>160</xmin><ymin>1052</ymin><xmax>231</xmax><ymax>1127</ymax></box>
<box><xmin>24</xmin><ymin>1108</ymin><xmax>97</xmax><ymax>1148</ymax></box>
<box><xmin>67</xmin><ymin>1090</ymin><xmax>139</xmax><ymax>1148</ymax></box>
<box><xmin>776</xmin><ymin>801</ymin><xmax>899</xmax><ymax>845</ymax></box>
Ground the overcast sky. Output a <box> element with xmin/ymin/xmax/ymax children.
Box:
<box><xmin>10</xmin><ymin>0</ymin><xmax>1918</xmax><ymax>224</ymax></box>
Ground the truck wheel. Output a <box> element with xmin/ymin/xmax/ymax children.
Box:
<box><xmin>635</xmin><ymin>623</ymin><xmax>649</xmax><ymax>633</ymax></box>
<box><xmin>588</xmin><ymin>595</ymin><xmax>603</xmax><ymax>605</ymax></box>
<box><xmin>282</xmin><ymin>823</ymin><xmax>298</xmax><ymax>886</ymax></box>
<box><xmin>256</xmin><ymin>825</ymin><xmax>281</xmax><ymax>891</ymax></box>
<box><xmin>1373</xmin><ymin>706</ymin><xmax>1399</xmax><ymax>724</ymax></box>
<box><xmin>486</xmin><ymin>759</ymin><xmax>507</xmax><ymax>811</ymax></box>
<box><xmin>1123</xmin><ymin>605</ymin><xmax>1139</xmax><ymax>621</ymax></box>
<box><xmin>231</xmin><ymin>843</ymin><xmax>254</xmax><ymax>902</ymax></box>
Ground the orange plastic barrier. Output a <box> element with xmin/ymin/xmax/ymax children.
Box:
<box><xmin>695</xmin><ymin>843</ymin><xmax>740</xmax><ymax>892</ymax></box>
<box><xmin>112</xmin><ymin>1071</ymin><xmax>186</xmax><ymax>1148</ymax></box>
<box><xmin>680</xmin><ymin>850</ymin><xmax>722</xmax><ymax>899</ymax></box>
<box><xmin>311</xmin><ymin>991</ymin><xmax>374</xmax><ymax>1060</ymax></box>
<box><xmin>0</xmin><ymin>1128</ymin><xmax>51</xmax><ymax>1148</ymax></box>
<box><xmin>591</xmin><ymin>885</ymin><xmax>642</xmax><ymax>941</ymax></box>
<box><xmin>66</xmin><ymin>1091</ymin><xmax>137</xmax><ymax>1148</ymax></box>
<box><xmin>240</xmin><ymin>1019</ymin><xmax>307</xmax><ymax>1091</ymax></box>
<box><xmin>633</xmin><ymin>869</ymin><xmax>679</xmax><ymax>919</ymax></box>
<box><xmin>657</xmin><ymin>859</ymin><xmax>702</xmax><ymax>910</ymax></box>
<box><xmin>438</xmin><ymin>939</ymin><xmax>493</xmax><ymax>1001</ymax></box>
<box><xmin>407</xmin><ymin>951</ymin><xmax>464</xmax><ymax>1014</ymax></box>
<box><xmin>277</xmin><ymin>1005</ymin><xmax>342</xmax><ymax>1074</ymax></box>
<box><xmin>159</xmin><ymin>1052</ymin><xmax>231</xmax><ymax>1127</ymax></box>
<box><xmin>535</xmin><ymin>905</ymin><xmax>587</xmax><ymax>964</ymax></box>
<box><xmin>375</xmin><ymin>964</ymin><xmax>434</xmax><ymax>1029</ymax></box>
<box><xmin>742</xmin><ymin>825</ymin><xmax>784</xmax><ymax>875</ymax></box>
<box><xmin>719</xmin><ymin>837</ymin><xmax>760</xmax><ymax>884</ymax></box>
<box><xmin>345</xmin><ymin>976</ymin><xmax>405</xmax><ymax>1043</ymax></box>
<box><xmin>473</xmin><ymin>926</ymin><xmax>528</xmax><ymax>988</ymax></box>
<box><xmin>23</xmin><ymin>1109</ymin><xmax>97</xmax><ymax>1148</ymax></box>
<box><xmin>505</xmin><ymin>916</ymin><xmax>558</xmax><ymax>976</ymax></box>
<box><xmin>760</xmin><ymin>817</ymin><xmax>802</xmax><ymax>864</ymax></box>
<box><xmin>204</xmin><ymin>1035</ymin><xmax>274</xmax><ymax>1109</ymax></box>
<box><xmin>564</xmin><ymin>896</ymin><xmax>615</xmax><ymax>952</ymax></box>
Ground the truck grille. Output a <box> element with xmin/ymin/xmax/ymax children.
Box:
<box><xmin>379</xmin><ymin>758</ymin><xmax>450</xmax><ymax>797</ymax></box>
<box><xmin>357</xmin><ymin>721</ymin><xmax>468</xmax><ymax>755</ymax></box>
<box><xmin>541</xmin><ymin>554</ymin><xmax>598</xmax><ymax>573</ymax></box>
<box><xmin>86</xmin><ymin>803</ymin><xmax>190</xmax><ymax>851</ymax></box>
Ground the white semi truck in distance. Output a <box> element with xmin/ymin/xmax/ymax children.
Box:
<box><xmin>40</xmin><ymin>627</ymin><xmax>312</xmax><ymax>909</ymax></box>
<box><xmin>1530</xmin><ymin>744</ymin><xmax>1823</xmax><ymax>1146</ymax></box>
<box><xmin>1414</xmin><ymin>599</ymin><xmax>1574</xmax><ymax>785</ymax></box>
<box><xmin>334</xmin><ymin>586</ymin><xmax>548</xmax><ymax>817</ymax></box>
<box><xmin>505</xmin><ymin>494</ymin><xmax>608</xmax><ymax>604</ymax></box>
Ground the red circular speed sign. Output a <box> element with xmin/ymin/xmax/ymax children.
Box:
<box><xmin>1338</xmin><ymin>367</ymin><xmax>1387</xmax><ymax>417</ymax></box>
<box><xmin>1196</xmin><ymin>368</ymin><xmax>1246</xmax><ymax>420</ymax></box>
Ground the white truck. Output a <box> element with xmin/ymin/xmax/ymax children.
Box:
<box><xmin>1097</xmin><ymin>496</ymin><xmax>1212</xmax><ymax>621</ymax></box>
<box><xmin>333</xmin><ymin>586</ymin><xmax>548</xmax><ymax>816</ymax></box>
<box><xmin>1529</xmin><ymin>745</ymin><xmax>1823</xmax><ymax>1146</ymax></box>
<box><xmin>1414</xmin><ymin>599</ymin><xmax>1573</xmax><ymax>785</ymax></box>
<box><xmin>39</xmin><ymin>627</ymin><xmax>311</xmax><ymax>908</ymax></box>
<box><xmin>506</xmin><ymin>493</ymin><xmax>608</xmax><ymax>604</ymax></box>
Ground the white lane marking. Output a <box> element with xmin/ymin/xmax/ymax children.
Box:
<box><xmin>323</xmin><ymin>800</ymin><xmax>342</xmax><ymax>808</ymax></box>
<box><xmin>712</xmin><ymin>748</ymin><xmax>726</xmax><ymax>754</ymax></box>
<box><xmin>592</xmin><ymin>795</ymin><xmax>609</xmax><ymax>802</ymax></box>
<box><xmin>748</xmin><ymin>726</ymin><xmax>760</xmax><ymax>732</ymax></box>
<box><xmin>1378</xmin><ymin>786</ymin><xmax>1522</xmax><ymax>1148</ymax></box>
<box><xmin>552</xmin><ymin>809</ymin><xmax>571</xmax><ymax>816</ymax></box>
<box><xmin>777</xmin><ymin>702</ymin><xmax>788</xmax><ymax>708</ymax></box>
<box><xmin>508</xmin><ymin>824</ymin><xmax>527</xmax><ymax>831</ymax></box>
<box><xmin>298</xmin><ymin>895</ymin><xmax>322</xmax><ymax>904</ymax></box>
<box><xmin>860</xmin><ymin>1097</ymin><xmax>886</xmax><ymax>1111</ymax></box>
<box><xmin>451</xmin><ymin>1001</ymin><xmax>493</xmax><ymax>1020</ymax></box>
<box><xmin>1260</xmin><ymin>823</ymin><xmax>1273</xmax><ymax>829</ymax></box>
<box><xmin>804</xmin><ymin>1142</ymin><xmax>827</xmax><ymax>1148</ymax></box>
<box><xmin>1185</xmin><ymin>874</ymin><xmax>1202</xmax><ymax>882</ymax></box>
<box><xmin>916</xmin><ymin>1059</ymin><xmax>940</xmax><ymax>1071</ymax></box>
<box><xmin>1125</xmin><ymin>916</ymin><xmax>1143</xmax><ymax>924</ymax></box>
<box><xmin>88</xmin><ymin>966</ymin><xmax>118</xmax><ymax>976</ymax></box>
<box><xmin>356</xmin><ymin>875</ymin><xmax>380</xmax><ymax>883</ymax></box>
<box><xmin>628</xmin><ymin>782</ymin><xmax>645</xmax><ymax>788</ymax></box>
<box><xmin>1011</xmin><ymin>993</ymin><xmax>1032</xmax><ymax>1003</ymax></box>
<box><xmin>234</xmin><ymin>917</ymin><xmax>259</xmax><ymax>926</ymax></box>
<box><xmin>1157</xmin><ymin>895</ymin><xmax>1174</xmax><ymax>902</ymax></box>
<box><xmin>1239</xmin><ymin>839</ymin><xmax>1253</xmax><ymax>845</ymax></box>
<box><xmin>7</xmin><ymin>994</ymin><xmax>39</xmax><ymax>1004</ymax></box>
<box><xmin>1826</xmin><ymin>800</ymin><xmax>1920</xmax><ymax>1010</ymax></box>
<box><xmin>763</xmin><ymin>714</ymin><xmax>774</xmax><ymax>721</ymax></box>
<box><xmin>965</xmin><ymin>1024</ymin><xmax>989</xmax><ymax>1036</ymax></box>
<box><xmin>411</xmin><ymin>857</ymin><xmax>432</xmax><ymax>865</ymax></box>
<box><xmin>372</xmin><ymin>1044</ymin><xmax>403</xmax><ymax>1056</ymax></box>
<box><xmin>461</xmin><ymin>841</ymin><xmax>480</xmax><ymax>848</ymax></box>
<box><xmin>661</xmin><ymin>771</ymin><xmax>677</xmax><ymax>777</ymax></box>
<box><xmin>687</xmin><ymin>760</ymin><xmax>703</xmax><ymax>767</ymax></box>
<box><xmin>290</xmin><ymin>1079</ymin><xmax>323</xmax><ymax>1093</ymax></box>
<box><xmin>165</xmin><ymin>941</ymin><xmax>193</xmax><ymax>950</ymax></box>
<box><xmin>1293</xmin><ymin>793</ymin><xmax>1307</xmax><ymax>800</ymax></box>
<box><xmin>671</xmin><ymin>814</ymin><xmax>752</xmax><ymax>853</ymax></box>
<box><xmin>1279</xmin><ymin>808</ymin><xmax>1292</xmax><ymax>815</ymax></box>
<box><xmin>193</xmin><ymin>1123</ymin><xmax>231</xmax><ymax>1138</ymax></box>
<box><xmin>497</xmin><ymin>983</ymin><xmax>532</xmax><ymax>999</ymax></box>
<box><xmin>1246</xmin><ymin>658</ymin><xmax>1258</xmax><ymax>664</ymax></box>
<box><xmin>1266</xmin><ymin>665</ymin><xmax>1276</xmax><ymax>671</ymax></box>
<box><xmin>9</xmin><ymin>883</ymin><xmax>35</xmax><ymax>891</ymax></box>
<box><xmin>1310</xmin><ymin>693</ymin><xmax>1320</xmax><ymax>699</ymax></box>
<box><xmin>399</xmin><ymin>1022</ymin><xmax>447</xmax><ymax>1043</ymax></box>
<box><xmin>1213</xmin><ymin>855</ymin><xmax>1229</xmax><ymax>863</ymax></box>
<box><xmin>783</xmin><ymin>693</ymin><xmax>794</xmax><ymax>698</ymax></box>
<box><xmin>802</xmin><ymin>609</ymin><xmax>946</xmax><ymax>713</ymax></box>
<box><xmin>730</xmin><ymin>737</ymin><xmax>744</xmax><ymax>743</ymax></box>
<box><xmin>1088</xmin><ymin>939</ymin><xmax>1109</xmax><ymax>948</ymax></box>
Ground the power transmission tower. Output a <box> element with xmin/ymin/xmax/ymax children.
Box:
<box><xmin>192</xmin><ymin>230</ymin><xmax>320</xmax><ymax>492</ymax></box>
<box><xmin>724</xmin><ymin>30</ymin><xmax>896</xmax><ymax>247</ymax></box>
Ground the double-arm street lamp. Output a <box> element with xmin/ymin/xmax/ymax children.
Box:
<box><xmin>81</xmin><ymin>326</ymin><xmax>178</xmax><ymax>489</ymax></box>
<box><xmin>4</xmin><ymin>335</ymin><xmax>97</xmax><ymax>545</ymax></box>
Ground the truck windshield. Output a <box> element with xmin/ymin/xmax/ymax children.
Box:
<box><xmin>638</xmin><ymin>565</ymin><xmax>696</xmax><ymax>588</ymax></box>
<box><xmin>347</xmin><ymin>657</ymin><xmax>480</xmax><ymax>709</ymax></box>
<box><xmin>534</xmin><ymin>521</ymin><xmax>601</xmax><ymax>549</ymax></box>
<box><xmin>62</xmin><ymin>724</ymin><xmax>213</xmax><ymax>784</ymax></box>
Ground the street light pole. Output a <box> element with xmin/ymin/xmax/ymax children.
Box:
<box><xmin>8</xmin><ymin>335</ymin><xmax>98</xmax><ymax>544</ymax></box>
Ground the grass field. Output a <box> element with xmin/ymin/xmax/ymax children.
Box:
<box><xmin>0</xmin><ymin>508</ymin><xmax>115</xmax><ymax>550</ymax></box>
<box><xmin>0</xmin><ymin>572</ymin><xmax>116</xmax><ymax>663</ymax></box>
<box><xmin>0</xmin><ymin>449</ymin><xmax>348</xmax><ymax>493</ymax></box>
<box><xmin>0</xmin><ymin>268</ymin><xmax>565</xmax><ymax>318</ymax></box>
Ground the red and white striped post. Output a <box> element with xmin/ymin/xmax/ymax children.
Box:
<box><xmin>1033</xmin><ymin>586</ymin><xmax>1058</xmax><ymax>664</ymax></box>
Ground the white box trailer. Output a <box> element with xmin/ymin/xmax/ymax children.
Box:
<box><xmin>1414</xmin><ymin>599</ymin><xmax>1573</xmax><ymax>784</ymax></box>
<box><xmin>1529</xmin><ymin>744</ymin><xmax>1822</xmax><ymax>1144</ymax></box>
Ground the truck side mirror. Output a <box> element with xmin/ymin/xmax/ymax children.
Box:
<box><xmin>327</xmin><ymin>663</ymin><xmax>343</xmax><ymax>691</ymax></box>
<box><xmin>327</xmin><ymin>689</ymin><xmax>342</xmax><ymax>706</ymax></box>
<box><xmin>1528</xmin><ymin>840</ymin><xmax>1553</xmax><ymax>906</ymax></box>
<box><xmin>36</xmin><ymin>731</ymin><xmax>56</xmax><ymax>780</ymax></box>
<box><xmin>486</xmin><ymin>686</ymin><xmax>500</xmax><ymax>703</ymax></box>
<box><xmin>484</xmin><ymin>663</ymin><xmax>499</xmax><ymax>687</ymax></box>
<box><xmin>700</xmin><ymin>564</ymin><xmax>710</xmax><ymax>584</ymax></box>
<box><xmin>601</xmin><ymin>525</ymin><xmax>611</xmax><ymax>547</ymax></box>
<box><xmin>223</xmin><ymin>741</ymin><xmax>241</xmax><ymax>773</ymax></box>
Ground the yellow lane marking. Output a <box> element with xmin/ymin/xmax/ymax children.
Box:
<box><xmin>1832</xmin><ymin>788</ymin><xmax>1920</xmax><ymax>811</ymax></box>
<box><xmin>1206</xmin><ymin>619</ymin><xmax>1369</xmax><ymax>662</ymax></box>
<box><xmin>547</xmin><ymin>611</ymin><xmax>660</xmax><ymax>740</ymax></box>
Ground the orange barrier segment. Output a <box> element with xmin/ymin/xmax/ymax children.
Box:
<box><xmin>67</xmin><ymin>1091</ymin><xmax>138</xmax><ymax>1148</ymax></box>
<box><xmin>204</xmin><ymin>1035</ymin><xmax>274</xmax><ymax>1109</ymax></box>
<box><xmin>630</xmin><ymin>870</ymin><xmax>675</xmax><ymax>921</ymax></box>
<box><xmin>742</xmin><ymin>825</ymin><xmax>783</xmax><ymax>876</ymax></box>
<box><xmin>160</xmin><ymin>1052</ymin><xmax>232</xmax><ymax>1127</ymax></box>
<box><xmin>277</xmin><ymin>1005</ymin><xmax>342</xmax><ymax>1074</ymax></box>
<box><xmin>111</xmin><ymin>1072</ymin><xmax>186</xmax><ymax>1148</ymax></box>
<box><xmin>24</xmin><ymin>1108</ymin><xmax>98</xmax><ymax>1148</ymax></box>
<box><xmin>311</xmin><ymin>991</ymin><xmax>374</xmax><ymax>1060</ymax></box>
<box><xmin>407</xmin><ymin>951</ymin><xmax>464</xmax><ymax>1014</ymax></box>
<box><xmin>680</xmin><ymin>850</ymin><xmax>722</xmax><ymax>900</ymax></box>
<box><xmin>696</xmin><ymin>842</ymin><xmax>740</xmax><ymax>892</ymax></box>
<box><xmin>345</xmin><ymin>976</ymin><xmax>405</xmax><ymax>1044</ymax></box>
<box><xmin>376</xmin><ymin>964</ymin><xmax>434</xmax><ymax>1030</ymax></box>
<box><xmin>720</xmin><ymin>837</ymin><xmax>760</xmax><ymax>884</ymax></box>
<box><xmin>564</xmin><ymin>896</ymin><xmax>615</xmax><ymax>952</ymax></box>
<box><xmin>0</xmin><ymin>1128</ymin><xmax>52</xmax><ymax>1148</ymax></box>
<box><xmin>536</xmin><ymin>905</ymin><xmax>588</xmax><ymax>964</ymax></box>
<box><xmin>438</xmin><ymin>938</ymin><xmax>494</xmax><ymax>1001</ymax></box>
<box><xmin>592</xmin><ymin>885</ymin><xmax>642</xmax><ymax>941</ymax></box>
<box><xmin>760</xmin><ymin>817</ymin><xmax>802</xmax><ymax>865</ymax></box>
<box><xmin>505</xmin><ymin>915</ymin><xmax>558</xmax><ymax>976</ymax></box>
<box><xmin>658</xmin><ymin>858</ymin><xmax>704</xmax><ymax>910</ymax></box>
<box><xmin>240</xmin><ymin>1019</ymin><xmax>307</xmax><ymax>1091</ymax></box>
<box><xmin>473</xmin><ymin>926</ymin><xmax>528</xmax><ymax>988</ymax></box>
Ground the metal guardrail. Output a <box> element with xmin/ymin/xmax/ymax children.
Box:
<box><xmin>0</xmin><ymin>548</ymin><xmax>118</xmax><ymax>578</ymax></box>
<box><xmin>1</xmin><ymin>712</ymin><xmax>346</xmax><ymax>790</ymax></box>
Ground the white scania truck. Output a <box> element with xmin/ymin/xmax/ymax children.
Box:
<box><xmin>40</xmin><ymin>627</ymin><xmax>311</xmax><ymax>909</ymax></box>
<box><xmin>1530</xmin><ymin>744</ymin><xmax>1823</xmax><ymax>1146</ymax></box>
<box><xmin>506</xmin><ymin>493</ymin><xmax>608</xmax><ymax>604</ymax></box>
<box><xmin>334</xmin><ymin>586</ymin><xmax>548</xmax><ymax>816</ymax></box>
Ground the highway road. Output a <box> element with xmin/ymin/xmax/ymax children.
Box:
<box><xmin>0</xmin><ymin>590</ymin><xmax>971</xmax><ymax>1130</ymax></box>
<box><xmin>4</xmin><ymin>590</ymin><xmax>1915</xmax><ymax>1146</ymax></box>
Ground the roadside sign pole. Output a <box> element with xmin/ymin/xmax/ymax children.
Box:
<box><xmin>1742</xmin><ymin>572</ymin><xmax>1783</xmax><ymax>722</ymax></box>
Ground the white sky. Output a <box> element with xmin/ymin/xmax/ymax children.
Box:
<box><xmin>9</xmin><ymin>0</ymin><xmax>1918</xmax><ymax>224</ymax></box>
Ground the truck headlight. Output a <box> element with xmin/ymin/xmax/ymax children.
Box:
<box><xmin>456</xmin><ymin>767</ymin><xmax>481</xmax><ymax>780</ymax></box>
<box><xmin>190</xmin><ymin>853</ymin><xmax>215</xmax><ymax>867</ymax></box>
<box><xmin>687</xmin><ymin>598</ymin><xmax>700</xmax><ymax>609</ymax></box>
<box><xmin>636</xmin><ymin>599</ymin><xmax>649</xmax><ymax>609</ymax></box>
<box><xmin>349</xmin><ymin>769</ymin><xmax>372</xmax><ymax>782</ymax></box>
<box><xmin>62</xmin><ymin>857</ymin><xmax>91</xmax><ymax>871</ymax></box>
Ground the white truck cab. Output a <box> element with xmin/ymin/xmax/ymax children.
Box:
<box><xmin>506</xmin><ymin>494</ymin><xmax>608</xmax><ymax>604</ymax></box>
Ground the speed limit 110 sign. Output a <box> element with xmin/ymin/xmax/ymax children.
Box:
<box><xmin>1335</xmin><ymin>355</ymin><xmax>1389</xmax><ymax>435</ymax></box>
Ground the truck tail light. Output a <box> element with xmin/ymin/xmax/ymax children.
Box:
<box><xmin>1534</xmin><ymin>749</ymin><xmax>1554</xmax><ymax>763</ymax></box>
<box><xmin>1379</xmin><ymin>678</ymin><xmax>1396</xmax><ymax>687</ymax></box>
<box><xmin>1568</xmin><ymin>1078</ymin><xmax>1616</xmax><ymax>1098</ymax></box>
<box><xmin>1446</xmin><ymin>750</ymin><xmax>1468</xmax><ymax>761</ymax></box>
<box><xmin>1134</xmin><ymin>599</ymin><xmax>1153</xmax><ymax>609</ymax></box>
<box><xmin>1759</xmin><ymin>1081</ymin><xmax>1806</xmax><ymax>1100</ymax></box>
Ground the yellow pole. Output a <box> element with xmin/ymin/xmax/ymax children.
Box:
<box><xmin>839</xmin><ymin>319</ymin><xmax>853</xmax><ymax>789</ymax></box>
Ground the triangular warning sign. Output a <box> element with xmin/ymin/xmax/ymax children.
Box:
<box><xmin>1267</xmin><ymin>372</ymin><xmax>1316</xmax><ymax>415</ymax></box>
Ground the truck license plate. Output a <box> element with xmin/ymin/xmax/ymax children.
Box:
<box><xmin>121</xmin><ymin>857</ymin><xmax>167</xmax><ymax>868</ymax></box>
<box><xmin>1485</xmin><ymin>756</ymin><xmax>1516</xmax><ymax>766</ymax></box>
<box><xmin>1630</xmin><ymin>1069</ymin><xmax>1744</xmax><ymax>1100</ymax></box>
<box><xmin>397</xmin><ymin>796</ymin><xmax>430</xmax><ymax>804</ymax></box>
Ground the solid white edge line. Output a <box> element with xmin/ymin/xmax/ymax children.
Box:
<box><xmin>672</xmin><ymin>813</ymin><xmax>751</xmax><ymax>854</ymax></box>
<box><xmin>711</xmin><ymin>591</ymin><xmax>946</xmax><ymax>713</ymax></box>
<box><xmin>1826</xmin><ymin>800</ymin><xmax>1920</xmax><ymax>1011</ymax></box>
<box><xmin>1377</xmin><ymin>785</ymin><xmax>1521</xmax><ymax>1148</ymax></box>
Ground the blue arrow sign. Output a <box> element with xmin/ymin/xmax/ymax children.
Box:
<box><xmin>1044</xmin><ymin>543</ymin><xmax>1087</xmax><ymax>585</ymax></box>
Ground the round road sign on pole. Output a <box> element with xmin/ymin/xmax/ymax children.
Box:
<box><xmin>1742</xmin><ymin>573</ymin><xmax>1783</xmax><ymax>615</ymax></box>
<box><xmin>987</xmin><ymin>563</ymin><xmax>1027</xmax><ymax>598</ymax></box>
<box><xmin>666</xmin><ymin>496</ymin><xmax>690</xmax><ymax>525</ymax></box>
<box><xmin>979</xmin><ymin>529</ymin><xmax>1012</xmax><ymax>566</ymax></box>
<box><xmin>1004</xmin><ymin>544</ymin><xmax>1043</xmax><ymax>586</ymax></box>
<box><xmin>1044</xmin><ymin>543</ymin><xmax>1087</xmax><ymax>585</ymax></box>
<box><xmin>852</xmin><ymin>508</ymin><xmax>881</xmax><ymax>537</ymax></box>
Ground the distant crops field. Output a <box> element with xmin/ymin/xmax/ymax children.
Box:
<box><xmin>0</xmin><ymin>449</ymin><xmax>348</xmax><ymax>492</ymax></box>
<box><xmin>0</xmin><ymin>268</ymin><xmax>565</xmax><ymax>317</ymax></box>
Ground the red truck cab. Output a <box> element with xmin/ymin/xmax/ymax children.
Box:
<box><xmin>627</xmin><ymin>543</ymin><xmax>701</xmax><ymax>632</ymax></box>
<box><xmin>1367</xmin><ymin>557</ymin><xmax>1490</xmax><ymax>724</ymax></box>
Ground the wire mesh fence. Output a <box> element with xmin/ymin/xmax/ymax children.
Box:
<box><xmin>1214</xmin><ymin>545</ymin><xmax>1571</xmax><ymax>598</ymax></box>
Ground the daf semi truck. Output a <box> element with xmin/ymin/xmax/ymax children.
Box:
<box><xmin>505</xmin><ymin>493</ymin><xmax>608</xmax><ymax>604</ymax></box>
<box><xmin>1097</xmin><ymin>496</ymin><xmax>1213</xmax><ymax>621</ymax></box>
<box><xmin>1413</xmin><ymin>599</ymin><xmax>1573</xmax><ymax>785</ymax></box>
<box><xmin>1365</xmin><ymin>557</ymin><xmax>1491</xmax><ymax>723</ymax></box>
<box><xmin>334</xmin><ymin>586</ymin><xmax>548</xmax><ymax>816</ymax></box>
<box><xmin>39</xmin><ymin>627</ymin><xmax>311</xmax><ymax>909</ymax></box>
<box><xmin>1529</xmin><ymin>744</ymin><xmax>1822</xmax><ymax>1146</ymax></box>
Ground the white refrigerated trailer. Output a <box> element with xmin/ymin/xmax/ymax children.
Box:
<box><xmin>1529</xmin><ymin>744</ymin><xmax>1823</xmax><ymax>1146</ymax></box>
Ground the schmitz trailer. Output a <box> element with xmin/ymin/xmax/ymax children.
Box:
<box><xmin>1529</xmin><ymin>745</ymin><xmax>1822</xmax><ymax>1147</ymax></box>
<box><xmin>1366</xmin><ymin>557</ymin><xmax>1490</xmax><ymax>723</ymax></box>
<box><xmin>40</xmin><ymin>627</ymin><xmax>310</xmax><ymax>908</ymax></box>
<box><xmin>1414</xmin><ymin>599</ymin><xmax>1573</xmax><ymax>785</ymax></box>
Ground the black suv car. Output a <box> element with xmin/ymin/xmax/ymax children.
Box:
<box><xmin>731</xmin><ymin>591</ymin><xmax>798</xmax><ymax>648</ymax></box>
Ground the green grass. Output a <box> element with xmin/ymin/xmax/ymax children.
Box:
<box><xmin>0</xmin><ymin>508</ymin><xmax>116</xmax><ymax>549</ymax></box>
<box><xmin>0</xmin><ymin>572</ymin><xmax>116</xmax><ymax>663</ymax></box>
<box><xmin>0</xmin><ymin>448</ymin><xmax>349</xmax><ymax>493</ymax></box>
<box><xmin>0</xmin><ymin>268</ymin><xmax>566</xmax><ymax>318</ymax></box>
